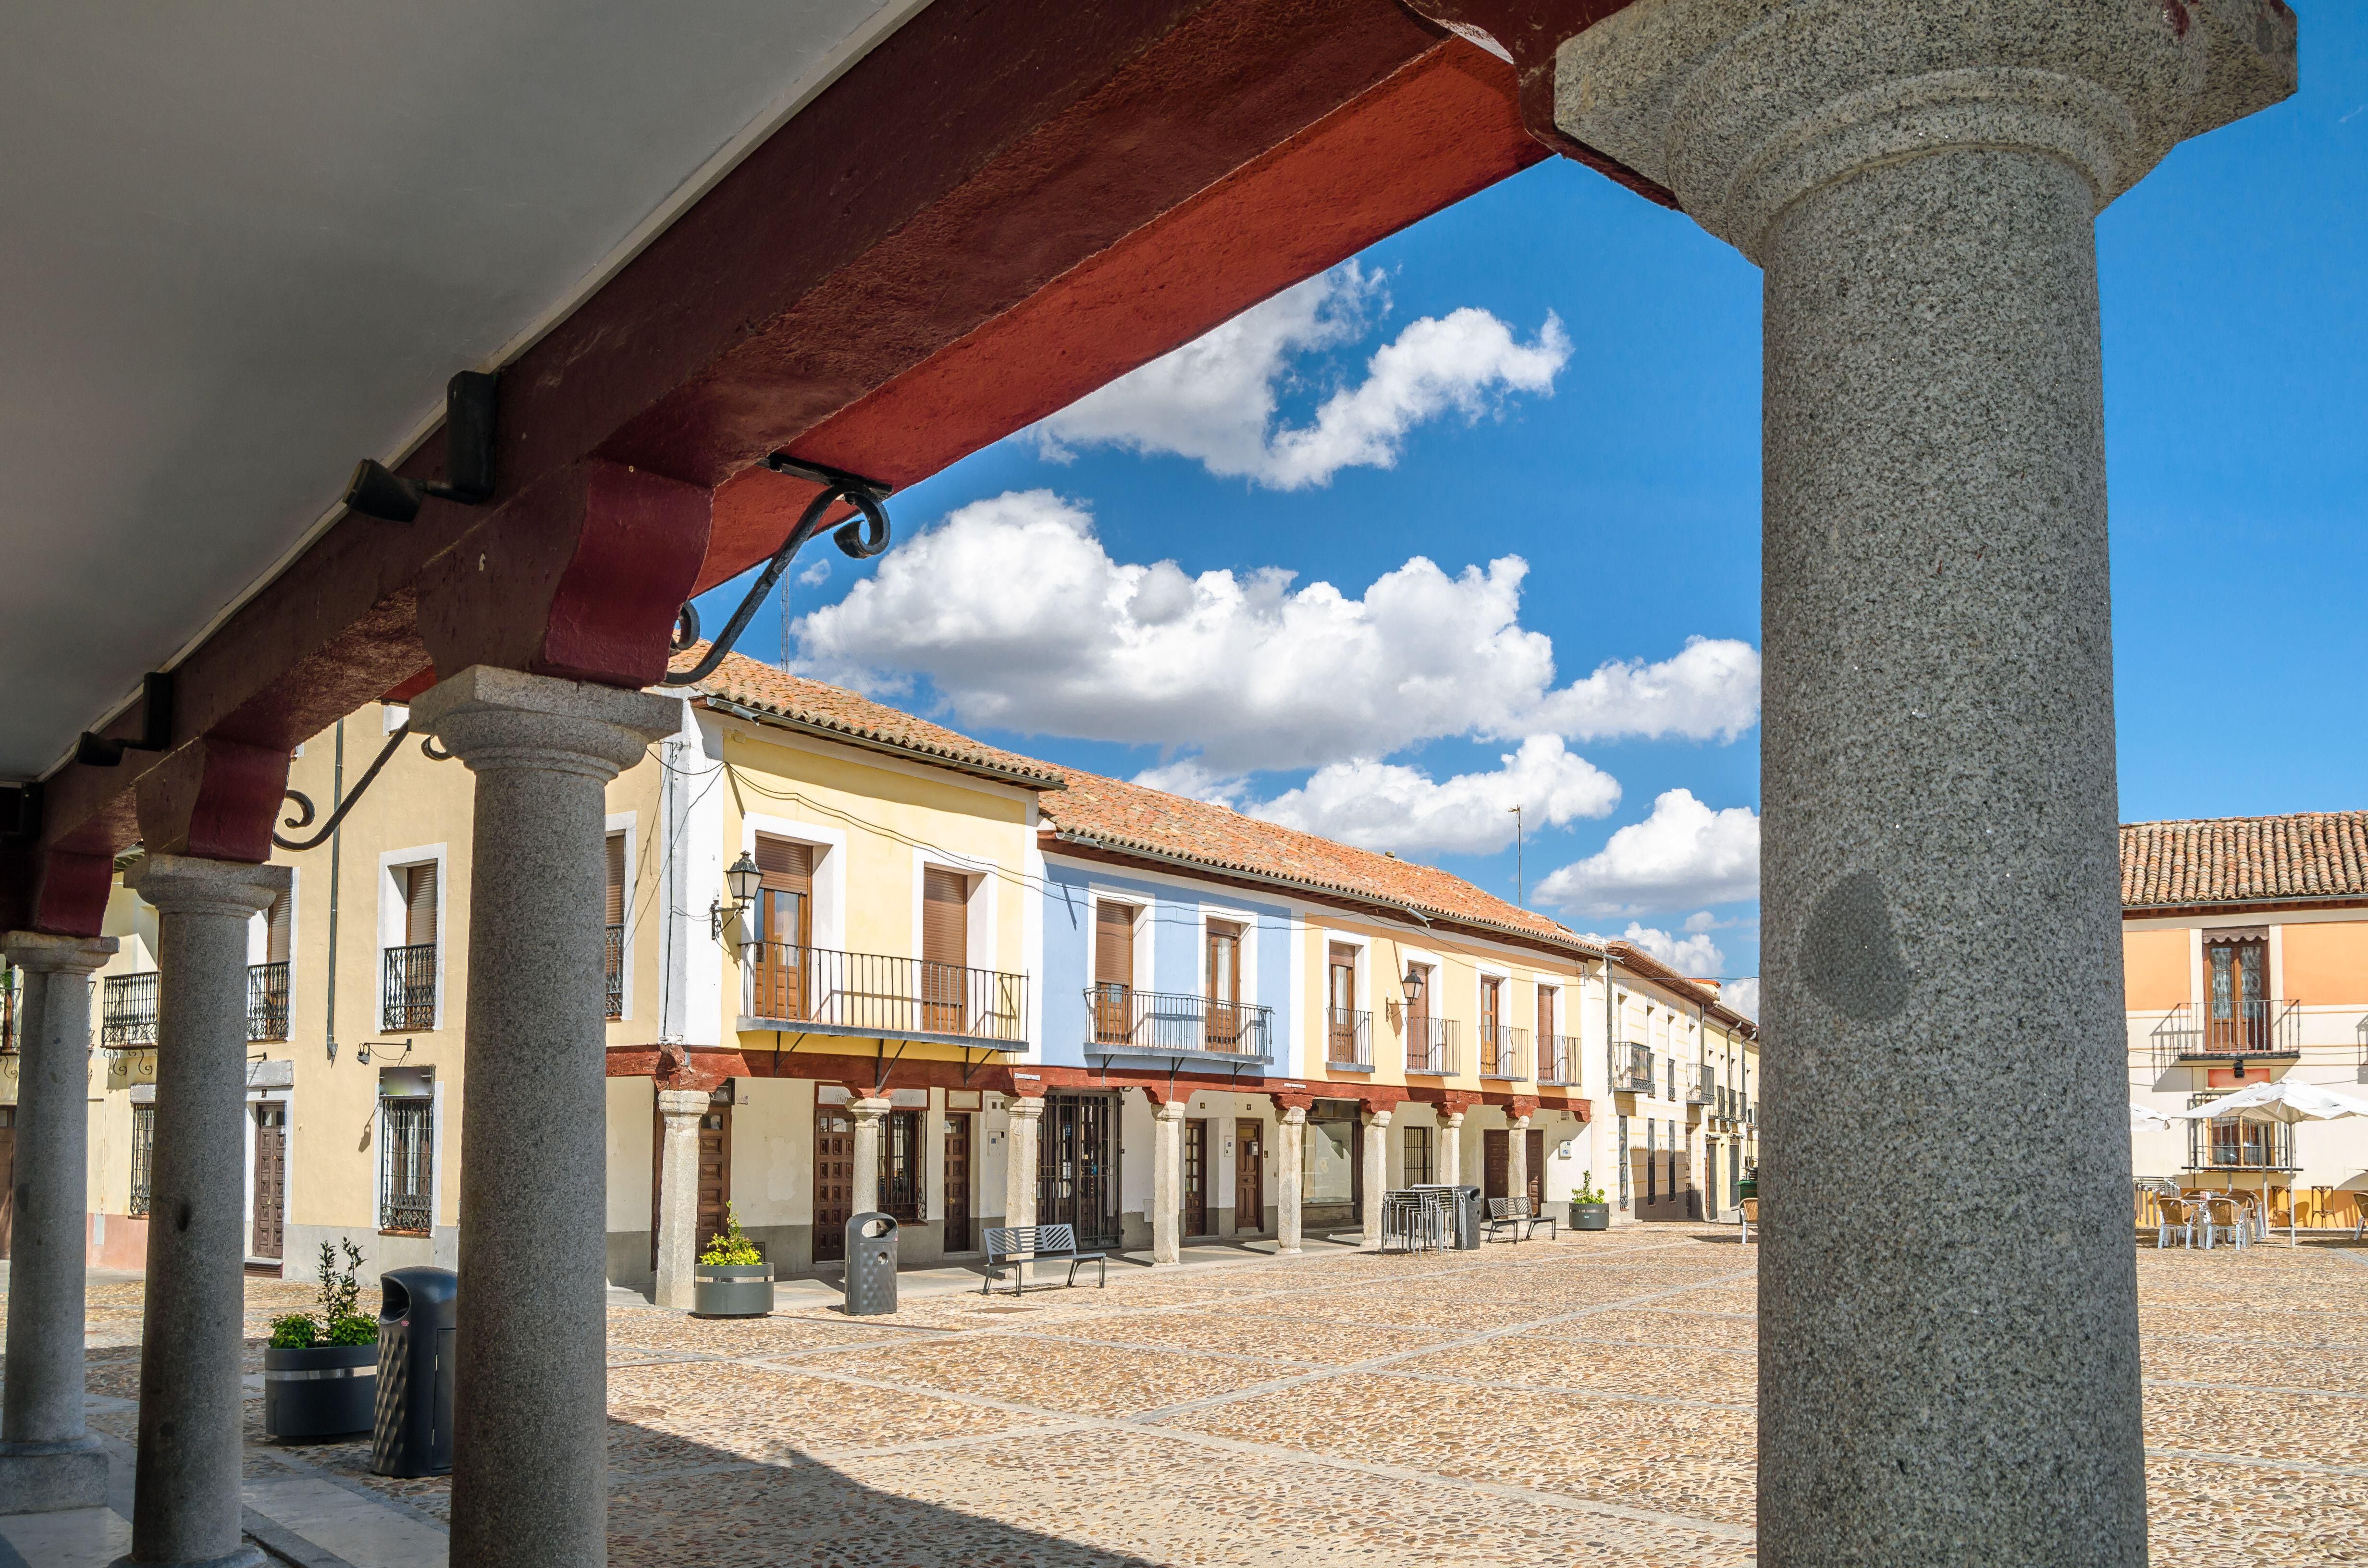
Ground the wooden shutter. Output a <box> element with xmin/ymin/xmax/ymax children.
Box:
<box><xmin>1536</xmin><ymin>985</ymin><xmax>1555</xmax><ymax>1041</ymax></box>
<box><xmin>1094</xmin><ymin>903</ymin><xmax>1135</xmax><ymax>988</ymax></box>
<box><xmin>404</xmin><ymin>863</ymin><xmax>438</xmax><ymax>946</ymax></box>
<box><xmin>604</xmin><ymin>833</ymin><xmax>626</xmax><ymax>927</ymax></box>
<box><xmin>754</xmin><ymin>835</ymin><xmax>812</xmax><ymax>889</ymax></box>
<box><xmin>264</xmin><ymin>891</ymin><xmax>293</xmax><ymax>965</ymax></box>
<box><xmin>1480</xmin><ymin>975</ymin><xmax>1501</xmax><ymax>1030</ymax></box>
<box><xmin>922</xmin><ymin>868</ymin><xmax>968</xmax><ymax>968</ymax></box>
<box><xmin>1327</xmin><ymin>944</ymin><xmax>1355</xmax><ymax>1013</ymax></box>
<box><xmin>1206</xmin><ymin>920</ymin><xmax>1239</xmax><ymax>1004</ymax></box>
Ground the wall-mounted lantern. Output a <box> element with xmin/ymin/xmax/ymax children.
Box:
<box><xmin>713</xmin><ymin>852</ymin><xmax>762</xmax><ymax>941</ymax></box>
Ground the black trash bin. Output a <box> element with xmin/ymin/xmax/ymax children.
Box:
<box><xmin>373</xmin><ymin>1266</ymin><xmax>457</xmax><ymax>1477</ymax></box>
<box><xmin>1451</xmin><ymin>1186</ymin><xmax>1484</xmax><ymax>1250</ymax></box>
<box><xmin>844</xmin><ymin>1213</ymin><xmax>899</xmax><ymax>1316</ymax></box>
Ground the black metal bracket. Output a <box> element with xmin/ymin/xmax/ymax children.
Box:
<box><xmin>272</xmin><ymin>724</ymin><xmax>452</xmax><ymax>852</ymax></box>
<box><xmin>342</xmin><ymin>371</ymin><xmax>500</xmax><ymax>523</ymax></box>
<box><xmin>872</xmin><ymin>1036</ymin><xmax>913</xmax><ymax>1094</ymax></box>
<box><xmin>75</xmin><ymin>673</ymin><xmax>174</xmax><ymax>769</ymax></box>
<box><xmin>0</xmin><ymin>781</ymin><xmax>40</xmax><ymax>840</ymax></box>
<box><xmin>661</xmin><ymin>453</ymin><xmax>894</xmax><ymax>687</ymax></box>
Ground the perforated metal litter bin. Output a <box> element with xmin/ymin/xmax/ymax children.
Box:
<box><xmin>372</xmin><ymin>1266</ymin><xmax>457</xmax><ymax>1477</ymax></box>
<box><xmin>1451</xmin><ymin>1185</ymin><xmax>1484</xmax><ymax>1250</ymax></box>
<box><xmin>845</xmin><ymin>1213</ymin><xmax>899</xmax><ymax>1316</ymax></box>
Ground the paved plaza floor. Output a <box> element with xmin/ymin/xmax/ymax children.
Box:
<box><xmin>3</xmin><ymin>1227</ymin><xmax>2366</xmax><ymax>1566</ymax></box>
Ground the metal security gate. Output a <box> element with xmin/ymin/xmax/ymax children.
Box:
<box><xmin>1037</xmin><ymin>1092</ymin><xmax>1119</xmax><ymax>1250</ymax></box>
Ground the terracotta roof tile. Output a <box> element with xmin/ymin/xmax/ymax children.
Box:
<box><xmin>2121</xmin><ymin>811</ymin><xmax>2368</xmax><ymax>908</ymax></box>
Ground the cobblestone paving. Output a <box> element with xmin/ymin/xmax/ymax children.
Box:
<box><xmin>26</xmin><ymin>1231</ymin><xmax>2368</xmax><ymax>1564</ymax></box>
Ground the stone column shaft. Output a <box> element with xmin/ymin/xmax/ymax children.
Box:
<box><xmin>122</xmin><ymin>856</ymin><xmax>289</xmax><ymax>1568</ymax></box>
<box><xmin>417</xmin><ymin>666</ymin><xmax>678</xmax><ymax>1568</ymax></box>
<box><xmin>1150</xmin><ymin>1101</ymin><xmax>1184</xmax><ymax>1264</ymax></box>
<box><xmin>652</xmin><ymin>1089</ymin><xmax>708</xmax><ymax>1309</ymax></box>
<box><xmin>849</xmin><ymin>1098</ymin><xmax>888</xmax><ymax>1219</ymax></box>
<box><xmin>1358</xmin><ymin>1109</ymin><xmax>1390</xmax><ymax>1248</ymax></box>
<box><xmin>1274</xmin><ymin>1107</ymin><xmax>1304</xmax><ymax>1254</ymax></box>
<box><xmin>1554</xmin><ymin>5</ymin><xmax>2294</xmax><ymax>1562</ymax></box>
<box><xmin>0</xmin><ymin>932</ymin><xmax>117</xmax><ymax>1516</ymax></box>
<box><xmin>1439</xmin><ymin>1111</ymin><xmax>1463</xmax><ymax>1190</ymax></box>
<box><xmin>1508</xmin><ymin>1114</ymin><xmax>1531</xmax><ymax>1212</ymax></box>
<box><xmin>1002</xmin><ymin>1098</ymin><xmax>1042</xmax><ymax>1287</ymax></box>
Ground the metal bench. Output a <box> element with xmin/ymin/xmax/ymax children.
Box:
<box><xmin>980</xmin><ymin>1224</ymin><xmax>1107</xmax><ymax>1295</ymax></box>
<box><xmin>1485</xmin><ymin>1196</ymin><xmax>1557</xmax><ymax>1243</ymax></box>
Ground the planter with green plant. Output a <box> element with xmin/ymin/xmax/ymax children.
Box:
<box><xmin>1738</xmin><ymin>1162</ymin><xmax>1758</xmax><ymax>1201</ymax></box>
<box><xmin>264</xmin><ymin>1239</ymin><xmax>378</xmax><ymax>1440</ymax></box>
<box><xmin>692</xmin><ymin>1202</ymin><xmax>773</xmax><ymax>1317</ymax></box>
<box><xmin>1569</xmin><ymin>1171</ymin><xmax>1611</xmax><ymax>1231</ymax></box>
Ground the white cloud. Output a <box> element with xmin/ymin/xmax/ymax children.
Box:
<box><xmin>1618</xmin><ymin>922</ymin><xmax>1726</xmax><ymax>978</ymax></box>
<box><xmin>1241</xmin><ymin>736</ymin><xmax>1618</xmax><ymax>856</ymax></box>
<box><xmin>1032</xmin><ymin>264</ymin><xmax>1570</xmax><ymax>490</ymax></box>
<box><xmin>795</xmin><ymin>559</ymin><xmax>831</xmax><ymax>588</ymax></box>
<box><xmin>794</xmin><ymin>489</ymin><xmax>1757</xmax><ymax>774</ymax></box>
<box><xmin>1537</xmin><ymin>788</ymin><xmax>1760</xmax><ymax>918</ymax></box>
<box><xmin>1722</xmin><ymin>977</ymin><xmax>1760</xmax><ymax>1019</ymax></box>
<box><xmin>1682</xmin><ymin>911</ymin><xmax>1719</xmax><ymax>934</ymax></box>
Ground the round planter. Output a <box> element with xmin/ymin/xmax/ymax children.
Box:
<box><xmin>1569</xmin><ymin>1202</ymin><xmax>1610</xmax><ymax>1232</ymax></box>
<box><xmin>1737</xmin><ymin>1178</ymin><xmax>1759</xmax><ymax>1200</ymax></box>
<box><xmin>264</xmin><ymin>1342</ymin><xmax>377</xmax><ymax>1441</ymax></box>
<box><xmin>693</xmin><ymin>1262</ymin><xmax>774</xmax><ymax>1318</ymax></box>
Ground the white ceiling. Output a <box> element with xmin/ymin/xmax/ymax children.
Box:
<box><xmin>0</xmin><ymin>0</ymin><xmax>922</xmax><ymax>777</ymax></box>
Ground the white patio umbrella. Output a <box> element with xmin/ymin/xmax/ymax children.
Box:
<box><xmin>2131</xmin><ymin>1101</ymin><xmax>2173</xmax><ymax>1132</ymax></box>
<box><xmin>2163</xmin><ymin>1079</ymin><xmax>2368</xmax><ymax>1243</ymax></box>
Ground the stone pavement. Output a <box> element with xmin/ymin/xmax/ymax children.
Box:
<box><xmin>2</xmin><ymin>1230</ymin><xmax>2366</xmax><ymax>1565</ymax></box>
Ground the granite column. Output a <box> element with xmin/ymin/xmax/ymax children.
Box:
<box><xmin>652</xmin><ymin>1088</ymin><xmax>709</xmax><ymax>1309</ymax></box>
<box><xmin>1150</xmin><ymin>1099</ymin><xmax>1184</xmax><ymax>1264</ymax></box>
<box><xmin>1273</xmin><ymin>1106</ymin><xmax>1304</xmax><ymax>1254</ymax></box>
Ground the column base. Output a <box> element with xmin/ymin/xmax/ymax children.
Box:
<box><xmin>108</xmin><ymin>1549</ymin><xmax>268</xmax><ymax>1568</ymax></box>
<box><xmin>0</xmin><ymin>1440</ymin><xmax>107</xmax><ymax>1514</ymax></box>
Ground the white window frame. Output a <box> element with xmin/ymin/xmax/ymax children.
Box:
<box><xmin>739</xmin><ymin>814</ymin><xmax>846</xmax><ymax>952</ymax></box>
<box><xmin>1199</xmin><ymin>903</ymin><xmax>1261</xmax><ymax>1008</ymax></box>
<box><xmin>1082</xmin><ymin>887</ymin><xmax>1153</xmax><ymax>992</ymax></box>
<box><xmin>910</xmin><ymin>846</ymin><xmax>999</xmax><ymax>973</ymax></box>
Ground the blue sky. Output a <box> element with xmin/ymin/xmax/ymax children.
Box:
<box><xmin>698</xmin><ymin>15</ymin><xmax>2368</xmax><ymax>987</ymax></box>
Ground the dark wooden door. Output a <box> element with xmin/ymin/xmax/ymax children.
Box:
<box><xmin>251</xmin><ymin>1102</ymin><xmax>286</xmax><ymax>1258</ymax></box>
<box><xmin>1182</xmin><ymin>1118</ymin><xmax>1208</xmax><ymax>1236</ymax></box>
<box><xmin>696</xmin><ymin>1100</ymin><xmax>731</xmax><ymax>1256</ymax></box>
<box><xmin>943</xmin><ymin>1112</ymin><xmax>973</xmax><ymax>1251</ymax></box>
<box><xmin>753</xmin><ymin>837</ymin><xmax>813</xmax><ymax>1021</ymax></box>
<box><xmin>814</xmin><ymin>1106</ymin><xmax>854</xmax><ymax>1262</ymax></box>
<box><xmin>1234</xmin><ymin>1118</ymin><xmax>1263</xmax><ymax>1233</ymax></box>
<box><xmin>881</xmin><ymin>1108</ymin><xmax>923</xmax><ymax>1221</ymax></box>
<box><xmin>0</xmin><ymin>1107</ymin><xmax>15</xmax><ymax>1258</ymax></box>
<box><xmin>1483</xmin><ymin>1128</ymin><xmax>1509</xmax><ymax>1201</ymax></box>
<box><xmin>1525</xmin><ymin>1128</ymin><xmax>1545</xmax><ymax>1213</ymax></box>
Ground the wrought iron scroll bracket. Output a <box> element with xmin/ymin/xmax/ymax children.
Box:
<box><xmin>272</xmin><ymin>719</ymin><xmax>455</xmax><ymax>852</ymax></box>
<box><xmin>661</xmin><ymin>455</ymin><xmax>894</xmax><ymax>688</ymax></box>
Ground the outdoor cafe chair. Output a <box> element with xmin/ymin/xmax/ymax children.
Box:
<box><xmin>2154</xmin><ymin>1196</ymin><xmax>2197</xmax><ymax>1250</ymax></box>
<box><xmin>2201</xmin><ymin>1195</ymin><xmax>2249</xmax><ymax>1250</ymax></box>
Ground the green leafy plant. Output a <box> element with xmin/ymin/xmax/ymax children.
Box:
<box><xmin>273</xmin><ymin>1239</ymin><xmax>377</xmax><ymax>1349</ymax></box>
<box><xmin>699</xmin><ymin>1201</ymin><xmax>763</xmax><ymax>1267</ymax></box>
<box><xmin>1571</xmin><ymin>1170</ymin><xmax>1606</xmax><ymax>1205</ymax></box>
<box><xmin>269</xmin><ymin>1313</ymin><xmax>319</xmax><ymax>1349</ymax></box>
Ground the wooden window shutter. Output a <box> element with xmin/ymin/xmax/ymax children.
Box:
<box><xmin>1094</xmin><ymin>903</ymin><xmax>1135</xmax><ymax>988</ymax></box>
<box><xmin>604</xmin><ymin>833</ymin><xmax>626</xmax><ymax>927</ymax></box>
<box><xmin>404</xmin><ymin>863</ymin><xmax>438</xmax><ymax>946</ymax></box>
<box><xmin>1536</xmin><ymin>985</ymin><xmax>1555</xmax><ymax>1041</ymax></box>
<box><xmin>922</xmin><ymin>868</ymin><xmax>968</xmax><ymax>968</ymax></box>
<box><xmin>265</xmin><ymin>891</ymin><xmax>293</xmax><ymax>966</ymax></box>
<box><xmin>754</xmin><ymin>834</ymin><xmax>812</xmax><ymax>891</ymax></box>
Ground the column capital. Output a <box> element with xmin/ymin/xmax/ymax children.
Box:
<box><xmin>1278</xmin><ymin>1104</ymin><xmax>1307</xmax><ymax>1127</ymax></box>
<box><xmin>1363</xmin><ymin>1105</ymin><xmax>1393</xmax><ymax>1127</ymax></box>
<box><xmin>654</xmin><ymin>1088</ymin><xmax>709</xmax><ymax>1117</ymax></box>
<box><xmin>412</xmin><ymin>665</ymin><xmax>680</xmax><ymax>781</ymax></box>
<box><xmin>1555</xmin><ymin>0</ymin><xmax>2296</xmax><ymax>262</ymax></box>
<box><xmin>123</xmin><ymin>853</ymin><xmax>289</xmax><ymax>919</ymax></box>
<box><xmin>849</xmin><ymin>1096</ymin><xmax>892</xmax><ymax>1120</ymax></box>
<box><xmin>1152</xmin><ymin>1098</ymin><xmax>1187</xmax><ymax>1122</ymax></box>
<box><xmin>2</xmin><ymin>931</ymin><xmax>118</xmax><ymax>975</ymax></box>
<box><xmin>1004</xmin><ymin>1095</ymin><xmax>1045</xmax><ymax>1122</ymax></box>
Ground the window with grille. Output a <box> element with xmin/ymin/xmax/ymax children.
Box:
<box><xmin>1403</xmin><ymin>1125</ymin><xmax>1433</xmax><ymax>1187</ymax></box>
<box><xmin>380</xmin><ymin>1095</ymin><xmax>434</xmax><ymax>1233</ymax></box>
<box><xmin>130</xmin><ymin>1104</ymin><xmax>156</xmax><ymax>1216</ymax></box>
<box><xmin>604</xmin><ymin>832</ymin><xmax>626</xmax><ymax>1020</ymax></box>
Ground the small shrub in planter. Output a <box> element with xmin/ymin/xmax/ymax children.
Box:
<box><xmin>1569</xmin><ymin>1170</ymin><xmax>1611</xmax><ymax>1232</ymax></box>
<box><xmin>693</xmin><ymin>1202</ymin><xmax>774</xmax><ymax>1318</ymax></box>
<box><xmin>1738</xmin><ymin>1163</ymin><xmax>1758</xmax><ymax>1200</ymax></box>
<box><xmin>265</xmin><ymin>1239</ymin><xmax>378</xmax><ymax>1441</ymax></box>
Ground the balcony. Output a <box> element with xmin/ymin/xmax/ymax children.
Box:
<box><xmin>1085</xmin><ymin>985</ymin><xmax>1270</xmax><ymax>1064</ymax></box>
<box><xmin>742</xmin><ymin>942</ymin><xmax>1029</xmax><ymax>1048</ymax></box>
<box><xmin>1686</xmin><ymin>1070</ymin><xmax>1713</xmax><ymax>1115</ymax></box>
<box><xmin>1536</xmin><ymin>1033</ymin><xmax>1579</xmax><ymax>1086</ymax></box>
<box><xmin>102</xmin><ymin>971</ymin><xmax>158</xmax><ymax>1048</ymax></box>
<box><xmin>382</xmin><ymin>943</ymin><xmax>437</xmax><ymax>1032</ymax></box>
<box><xmin>247</xmin><ymin>961</ymin><xmax>289</xmax><ymax>1042</ymax></box>
<box><xmin>1405</xmin><ymin>1016</ymin><xmax>1460</xmax><ymax>1075</ymax></box>
<box><xmin>1608</xmin><ymin>1041</ymin><xmax>1653</xmax><ymax>1097</ymax></box>
<box><xmin>1325</xmin><ymin>1007</ymin><xmax>1372</xmax><ymax>1070</ymax></box>
<box><xmin>2150</xmin><ymin>1000</ymin><xmax>2303</xmax><ymax>1072</ymax></box>
<box><xmin>2185</xmin><ymin>1111</ymin><xmax>2297</xmax><ymax>1174</ymax></box>
<box><xmin>1479</xmin><ymin>1022</ymin><xmax>1529</xmax><ymax>1079</ymax></box>
<box><xmin>604</xmin><ymin>923</ymin><xmax>623</xmax><ymax>1021</ymax></box>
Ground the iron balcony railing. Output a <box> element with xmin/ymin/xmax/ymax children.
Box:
<box><xmin>1405</xmin><ymin>1016</ymin><xmax>1460</xmax><ymax>1075</ymax></box>
<box><xmin>2185</xmin><ymin>1110</ymin><xmax>2297</xmax><ymax>1173</ymax></box>
<box><xmin>604</xmin><ymin>924</ymin><xmax>623</xmax><ymax>1021</ymax></box>
<box><xmin>247</xmin><ymin>961</ymin><xmax>290</xmax><ymax>1042</ymax></box>
<box><xmin>382</xmin><ymin>943</ymin><xmax>438</xmax><ymax>1032</ymax></box>
<box><xmin>1085</xmin><ymin>985</ymin><xmax>1271</xmax><ymax>1059</ymax></box>
<box><xmin>1479</xmin><ymin>1022</ymin><xmax>1529</xmax><ymax>1078</ymax></box>
<box><xmin>1608</xmin><ymin>1040</ymin><xmax>1653</xmax><ymax>1097</ymax></box>
<box><xmin>2358</xmin><ymin>1014</ymin><xmax>2368</xmax><ymax>1071</ymax></box>
<box><xmin>1326</xmin><ymin>1007</ymin><xmax>1372</xmax><ymax>1068</ymax></box>
<box><xmin>1536</xmin><ymin>1033</ymin><xmax>1579</xmax><ymax>1086</ymax></box>
<box><xmin>1688</xmin><ymin>1070</ymin><xmax>1714</xmax><ymax>1107</ymax></box>
<box><xmin>2150</xmin><ymin>999</ymin><xmax>2303</xmax><ymax>1071</ymax></box>
<box><xmin>103</xmin><ymin>972</ymin><xmax>158</xmax><ymax>1048</ymax></box>
<box><xmin>746</xmin><ymin>942</ymin><xmax>1028</xmax><ymax>1045</ymax></box>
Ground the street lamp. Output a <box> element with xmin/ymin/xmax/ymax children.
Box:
<box><xmin>1400</xmin><ymin>965</ymin><xmax>1423</xmax><ymax>1006</ymax></box>
<box><xmin>713</xmin><ymin>852</ymin><xmax>762</xmax><ymax>940</ymax></box>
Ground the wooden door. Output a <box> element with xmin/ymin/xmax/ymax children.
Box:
<box><xmin>942</xmin><ymin>1113</ymin><xmax>973</xmax><ymax>1252</ymax></box>
<box><xmin>922</xmin><ymin>867</ymin><xmax>970</xmax><ymax>1033</ymax></box>
<box><xmin>696</xmin><ymin>1098</ymin><xmax>731</xmax><ymax>1256</ymax></box>
<box><xmin>1480</xmin><ymin>975</ymin><xmax>1503</xmax><ymax>1073</ymax></box>
<box><xmin>1092</xmin><ymin>903</ymin><xmax>1135</xmax><ymax>1043</ymax></box>
<box><xmin>814</xmin><ymin>1106</ymin><xmax>854</xmax><ymax>1262</ymax></box>
<box><xmin>1483</xmin><ymin>1128</ymin><xmax>1509</xmax><ymax>1201</ymax></box>
<box><xmin>2207</xmin><ymin>937</ymin><xmax>2269</xmax><ymax>1052</ymax></box>
<box><xmin>1326</xmin><ymin>944</ymin><xmax>1357</xmax><ymax>1062</ymax></box>
<box><xmin>0</xmin><ymin>1107</ymin><xmax>14</xmax><ymax>1258</ymax></box>
<box><xmin>1206</xmin><ymin>920</ymin><xmax>1242</xmax><ymax>1049</ymax></box>
<box><xmin>1525</xmin><ymin>1127</ymin><xmax>1544</xmax><ymax>1213</ymax></box>
<box><xmin>1234</xmin><ymin>1118</ymin><xmax>1263</xmax><ymax>1233</ymax></box>
<box><xmin>753</xmin><ymin>837</ymin><xmax>813</xmax><ymax>1021</ymax></box>
<box><xmin>1182</xmin><ymin>1118</ymin><xmax>1208</xmax><ymax>1236</ymax></box>
<box><xmin>251</xmin><ymin>1102</ymin><xmax>287</xmax><ymax>1258</ymax></box>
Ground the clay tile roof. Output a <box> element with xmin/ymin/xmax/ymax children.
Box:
<box><xmin>1601</xmin><ymin>939</ymin><xmax>1743</xmax><ymax>1026</ymax></box>
<box><xmin>1038</xmin><ymin>767</ymin><xmax>1590</xmax><ymax>951</ymax></box>
<box><xmin>2121</xmin><ymin>811</ymin><xmax>2368</xmax><ymax>909</ymax></box>
<box><xmin>676</xmin><ymin>648</ymin><xmax>1066</xmax><ymax>789</ymax></box>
